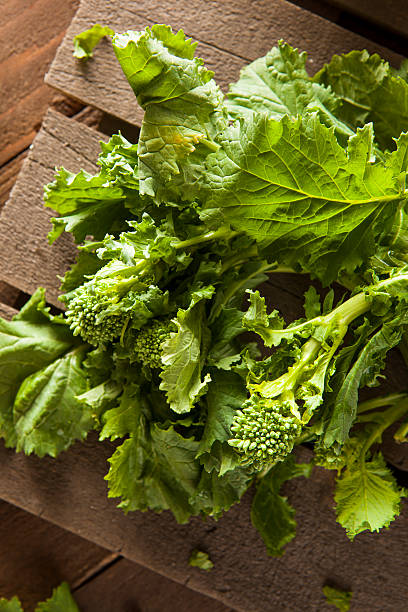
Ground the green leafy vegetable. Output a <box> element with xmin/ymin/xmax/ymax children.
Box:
<box><xmin>1</xmin><ymin>22</ymin><xmax>408</xmax><ymax>564</ymax></box>
<box><xmin>335</xmin><ymin>452</ymin><xmax>403</xmax><ymax>539</ymax></box>
<box><xmin>323</xmin><ymin>584</ymin><xmax>352</xmax><ymax>612</ymax></box>
<box><xmin>251</xmin><ymin>456</ymin><xmax>312</xmax><ymax>556</ymax></box>
<box><xmin>189</xmin><ymin>549</ymin><xmax>214</xmax><ymax>570</ymax></box>
<box><xmin>0</xmin><ymin>583</ymin><xmax>80</xmax><ymax>612</ymax></box>
<box><xmin>73</xmin><ymin>24</ymin><xmax>114</xmax><ymax>59</ymax></box>
<box><xmin>314</xmin><ymin>50</ymin><xmax>408</xmax><ymax>150</ymax></box>
<box><xmin>0</xmin><ymin>598</ymin><xmax>23</xmax><ymax>612</ymax></box>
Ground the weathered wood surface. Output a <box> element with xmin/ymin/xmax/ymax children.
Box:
<box><xmin>0</xmin><ymin>499</ymin><xmax>116</xmax><ymax>610</ymax></box>
<box><xmin>1</xmin><ymin>434</ymin><xmax>408</xmax><ymax>612</ymax></box>
<box><xmin>325</xmin><ymin>0</ymin><xmax>408</xmax><ymax>38</ymax></box>
<box><xmin>1</xmin><ymin>1</ymin><xmax>408</xmax><ymax>608</ymax></box>
<box><xmin>0</xmin><ymin>152</ymin><xmax>27</xmax><ymax>211</ymax></box>
<box><xmin>74</xmin><ymin>557</ymin><xmax>234</xmax><ymax>612</ymax></box>
<box><xmin>45</xmin><ymin>0</ymin><xmax>402</xmax><ymax>129</ymax></box>
<box><xmin>0</xmin><ymin>110</ymin><xmax>104</xmax><ymax>306</ymax></box>
<box><xmin>0</xmin><ymin>498</ymin><xmax>233</xmax><ymax>612</ymax></box>
<box><xmin>0</xmin><ymin>301</ymin><xmax>17</xmax><ymax>320</ymax></box>
<box><xmin>0</xmin><ymin>0</ymin><xmax>82</xmax><ymax>167</ymax></box>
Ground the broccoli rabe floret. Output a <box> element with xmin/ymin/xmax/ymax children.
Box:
<box><xmin>132</xmin><ymin>319</ymin><xmax>175</xmax><ymax>368</ymax></box>
<box><xmin>229</xmin><ymin>394</ymin><xmax>302</xmax><ymax>471</ymax></box>
<box><xmin>313</xmin><ymin>443</ymin><xmax>345</xmax><ymax>470</ymax></box>
<box><xmin>65</xmin><ymin>286</ymin><xmax>128</xmax><ymax>345</ymax></box>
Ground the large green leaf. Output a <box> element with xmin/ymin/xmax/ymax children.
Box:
<box><xmin>194</xmin><ymin>463</ymin><xmax>251</xmax><ymax>518</ymax></box>
<box><xmin>197</xmin><ymin>370</ymin><xmax>248</xmax><ymax>474</ymax></box>
<box><xmin>0</xmin><ymin>289</ymin><xmax>74</xmax><ymax>446</ymax></box>
<box><xmin>207</xmin><ymin>307</ymin><xmax>244</xmax><ymax>370</ymax></box>
<box><xmin>44</xmin><ymin>168</ymin><xmax>127</xmax><ymax>243</ymax></box>
<box><xmin>98</xmin><ymin>133</ymin><xmax>140</xmax><ymax>189</ymax></box>
<box><xmin>59</xmin><ymin>250</ymin><xmax>104</xmax><ymax>293</ymax></box>
<box><xmin>251</xmin><ymin>456</ymin><xmax>312</xmax><ymax>556</ymax></box>
<box><xmin>203</xmin><ymin>113</ymin><xmax>407</xmax><ymax>283</ymax></box>
<box><xmin>112</xmin><ymin>25</ymin><xmax>226</xmax><ymax>203</ymax></box>
<box><xmin>314</xmin><ymin>50</ymin><xmax>408</xmax><ymax>150</ymax></box>
<box><xmin>13</xmin><ymin>347</ymin><xmax>91</xmax><ymax>457</ymax></box>
<box><xmin>99</xmin><ymin>382</ymin><xmax>141</xmax><ymax>441</ymax></box>
<box><xmin>227</xmin><ymin>41</ymin><xmax>352</xmax><ymax>143</ymax></box>
<box><xmin>106</xmin><ymin>422</ymin><xmax>201</xmax><ymax>523</ymax></box>
<box><xmin>160</xmin><ymin>287</ymin><xmax>213</xmax><ymax>413</ymax></box>
<box><xmin>335</xmin><ymin>453</ymin><xmax>404</xmax><ymax>539</ymax></box>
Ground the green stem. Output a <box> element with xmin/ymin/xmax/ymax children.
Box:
<box><xmin>357</xmin><ymin>393</ymin><xmax>408</xmax><ymax>414</ymax></box>
<box><xmin>101</xmin><ymin>226</ymin><xmax>239</xmax><ymax>285</ymax></box>
<box><xmin>175</xmin><ymin>226</ymin><xmax>238</xmax><ymax>250</ymax></box>
<box><xmin>360</xmin><ymin>399</ymin><xmax>408</xmax><ymax>461</ymax></box>
<box><xmin>395</xmin><ymin>421</ymin><xmax>408</xmax><ymax>443</ymax></box>
<box><xmin>208</xmin><ymin>260</ymin><xmax>273</xmax><ymax>324</ymax></box>
<box><xmin>249</xmin><ymin>277</ymin><xmax>401</xmax><ymax>405</ymax></box>
<box><xmin>294</xmin><ymin>428</ymin><xmax>317</xmax><ymax>446</ymax></box>
<box><xmin>266</xmin><ymin>289</ymin><xmax>372</xmax><ymax>341</ymax></box>
<box><xmin>332</xmin><ymin>291</ymin><xmax>371</xmax><ymax>326</ymax></box>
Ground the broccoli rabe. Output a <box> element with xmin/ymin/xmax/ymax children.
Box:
<box><xmin>229</xmin><ymin>394</ymin><xmax>302</xmax><ymax>470</ymax></box>
<box><xmin>132</xmin><ymin>319</ymin><xmax>175</xmax><ymax>368</ymax></box>
<box><xmin>64</xmin><ymin>220</ymin><xmax>241</xmax><ymax>347</ymax></box>
<box><xmin>65</xmin><ymin>284</ymin><xmax>129</xmax><ymax>345</ymax></box>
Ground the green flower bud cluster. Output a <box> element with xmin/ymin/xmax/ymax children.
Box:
<box><xmin>132</xmin><ymin>319</ymin><xmax>174</xmax><ymax>368</ymax></box>
<box><xmin>229</xmin><ymin>395</ymin><xmax>302</xmax><ymax>470</ymax></box>
<box><xmin>65</xmin><ymin>289</ymin><xmax>127</xmax><ymax>345</ymax></box>
<box><xmin>313</xmin><ymin>443</ymin><xmax>345</xmax><ymax>470</ymax></box>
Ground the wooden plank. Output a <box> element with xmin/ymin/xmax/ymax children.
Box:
<box><xmin>0</xmin><ymin>152</ymin><xmax>27</xmax><ymax>210</ymax></box>
<box><xmin>325</xmin><ymin>0</ymin><xmax>408</xmax><ymax>38</ymax></box>
<box><xmin>0</xmin><ymin>0</ymin><xmax>82</xmax><ymax>166</ymax></box>
<box><xmin>45</xmin><ymin>0</ymin><xmax>403</xmax><ymax>128</ymax></box>
<box><xmin>0</xmin><ymin>499</ymin><xmax>235</xmax><ymax>612</ymax></box>
<box><xmin>73</xmin><ymin>557</ymin><xmax>234</xmax><ymax>612</ymax></box>
<box><xmin>0</xmin><ymin>499</ymin><xmax>116</xmax><ymax>610</ymax></box>
<box><xmin>0</xmin><ymin>301</ymin><xmax>17</xmax><ymax>320</ymax></box>
<box><xmin>0</xmin><ymin>110</ymin><xmax>105</xmax><ymax>306</ymax></box>
<box><xmin>0</xmin><ymin>436</ymin><xmax>407</xmax><ymax>611</ymax></box>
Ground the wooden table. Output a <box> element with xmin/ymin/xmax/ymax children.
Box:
<box><xmin>1</xmin><ymin>1</ymin><xmax>408</xmax><ymax>610</ymax></box>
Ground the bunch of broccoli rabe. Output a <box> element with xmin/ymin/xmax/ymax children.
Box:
<box><xmin>2</xmin><ymin>24</ymin><xmax>408</xmax><ymax>555</ymax></box>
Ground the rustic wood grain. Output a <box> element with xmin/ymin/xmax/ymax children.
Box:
<box><xmin>325</xmin><ymin>0</ymin><xmax>408</xmax><ymax>38</ymax></box>
<box><xmin>0</xmin><ymin>435</ymin><xmax>406</xmax><ymax>612</ymax></box>
<box><xmin>0</xmin><ymin>0</ymin><xmax>81</xmax><ymax>166</ymax></box>
<box><xmin>0</xmin><ymin>152</ymin><xmax>27</xmax><ymax>210</ymax></box>
<box><xmin>0</xmin><ymin>499</ymin><xmax>116</xmax><ymax>611</ymax></box>
<box><xmin>0</xmin><ymin>500</ymin><xmax>235</xmax><ymax>612</ymax></box>
<box><xmin>0</xmin><ymin>301</ymin><xmax>17</xmax><ymax>320</ymax></box>
<box><xmin>0</xmin><ymin>110</ymin><xmax>105</xmax><ymax>306</ymax></box>
<box><xmin>45</xmin><ymin>0</ymin><xmax>402</xmax><ymax>128</ymax></box>
<box><xmin>74</xmin><ymin>557</ymin><xmax>234</xmax><ymax>612</ymax></box>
